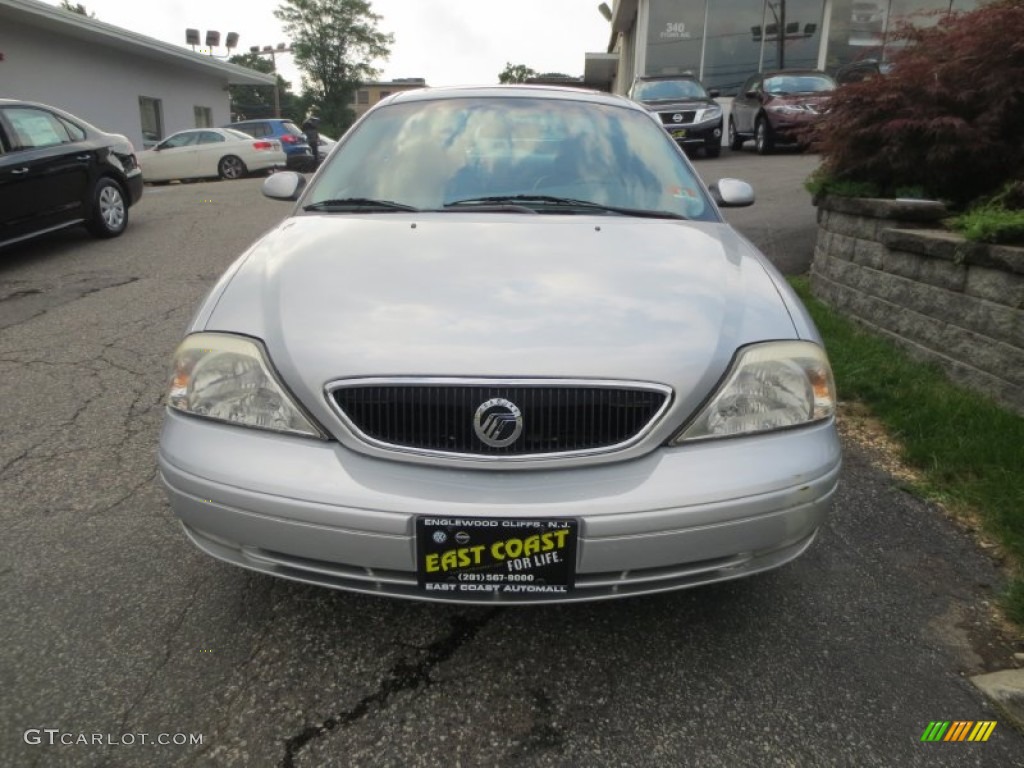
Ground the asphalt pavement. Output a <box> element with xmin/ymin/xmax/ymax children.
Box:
<box><xmin>1</xmin><ymin>155</ymin><xmax>1021</xmax><ymax>767</ymax></box>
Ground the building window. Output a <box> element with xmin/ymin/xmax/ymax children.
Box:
<box><xmin>379</xmin><ymin>90</ymin><xmax>391</xmax><ymax>100</ymax></box>
<box><xmin>357</xmin><ymin>90</ymin><xmax>370</xmax><ymax>105</ymax></box>
<box><xmin>139</xmin><ymin>96</ymin><xmax>163</xmax><ymax>146</ymax></box>
<box><xmin>194</xmin><ymin>106</ymin><xmax>213</xmax><ymax>128</ymax></box>
<box><xmin>645</xmin><ymin>0</ymin><xmax>706</xmax><ymax>76</ymax></box>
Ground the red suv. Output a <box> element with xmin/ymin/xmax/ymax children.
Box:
<box><xmin>728</xmin><ymin>70</ymin><xmax>835</xmax><ymax>154</ymax></box>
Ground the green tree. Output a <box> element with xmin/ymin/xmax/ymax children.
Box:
<box><xmin>227</xmin><ymin>52</ymin><xmax>304</xmax><ymax>123</ymax></box>
<box><xmin>59</xmin><ymin>1</ymin><xmax>94</xmax><ymax>17</ymax></box>
<box><xmin>274</xmin><ymin>0</ymin><xmax>392</xmax><ymax>136</ymax></box>
<box><xmin>498</xmin><ymin>63</ymin><xmax>538</xmax><ymax>84</ymax></box>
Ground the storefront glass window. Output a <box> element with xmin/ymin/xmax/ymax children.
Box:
<box><xmin>759</xmin><ymin>0</ymin><xmax>825</xmax><ymax>72</ymax></box>
<box><xmin>645</xmin><ymin>0</ymin><xmax>706</xmax><ymax>75</ymax></box>
<box><xmin>703</xmin><ymin>0</ymin><xmax>771</xmax><ymax>94</ymax></box>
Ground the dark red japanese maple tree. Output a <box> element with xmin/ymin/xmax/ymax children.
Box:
<box><xmin>810</xmin><ymin>0</ymin><xmax>1024</xmax><ymax>207</ymax></box>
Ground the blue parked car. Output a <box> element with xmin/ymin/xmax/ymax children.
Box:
<box><xmin>224</xmin><ymin>118</ymin><xmax>315</xmax><ymax>171</ymax></box>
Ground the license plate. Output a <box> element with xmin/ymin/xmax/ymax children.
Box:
<box><xmin>416</xmin><ymin>516</ymin><xmax>578</xmax><ymax>598</ymax></box>
<box><xmin>671</xmin><ymin>128</ymin><xmax>688</xmax><ymax>138</ymax></box>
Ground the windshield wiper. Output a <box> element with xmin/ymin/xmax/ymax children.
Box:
<box><xmin>445</xmin><ymin>195</ymin><xmax>688</xmax><ymax>220</ymax></box>
<box><xmin>303</xmin><ymin>198</ymin><xmax>420</xmax><ymax>212</ymax></box>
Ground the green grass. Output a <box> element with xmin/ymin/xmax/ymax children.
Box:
<box><xmin>949</xmin><ymin>206</ymin><xmax>1024</xmax><ymax>244</ymax></box>
<box><xmin>791</xmin><ymin>277</ymin><xmax>1024</xmax><ymax>623</ymax></box>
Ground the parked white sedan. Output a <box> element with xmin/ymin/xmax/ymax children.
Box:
<box><xmin>138</xmin><ymin>128</ymin><xmax>286</xmax><ymax>182</ymax></box>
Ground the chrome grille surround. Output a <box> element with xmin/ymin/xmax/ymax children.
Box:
<box><xmin>325</xmin><ymin>378</ymin><xmax>673</xmax><ymax>462</ymax></box>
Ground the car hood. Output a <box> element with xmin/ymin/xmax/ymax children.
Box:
<box><xmin>766</xmin><ymin>92</ymin><xmax>832</xmax><ymax>110</ymax></box>
<box><xmin>202</xmin><ymin>213</ymin><xmax>798</xmax><ymax>438</ymax></box>
<box><xmin>640</xmin><ymin>98</ymin><xmax>715</xmax><ymax>112</ymax></box>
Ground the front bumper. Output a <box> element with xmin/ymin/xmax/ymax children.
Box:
<box><xmin>663</xmin><ymin>119</ymin><xmax>723</xmax><ymax>147</ymax></box>
<box><xmin>159</xmin><ymin>411</ymin><xmax>841</xmax><ymax>604</ymax></box>
<box><xmin>124</xmin><ymin>170</ymin><xmax>144</xmax><ymax>206</ymax></box>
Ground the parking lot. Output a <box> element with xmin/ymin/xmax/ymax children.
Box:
<box><xmin>2</xmin><ymin>153</ymin><xmax>1022</xmax><ymax>767</ymax></box>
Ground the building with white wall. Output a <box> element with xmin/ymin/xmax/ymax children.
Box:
<box><xmin>0</xmin><ymin>0</ymin><xmax>275</xmax><ymax>149</ymax></box>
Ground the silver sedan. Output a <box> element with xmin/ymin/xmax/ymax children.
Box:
<box><xmin>158</xmin><ymin>86</ymin><xmax>841</xmax><ymax>604</ymax></box>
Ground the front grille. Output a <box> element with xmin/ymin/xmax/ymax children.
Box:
<box><xmin>329</xmin><ymin>380</ymin><xmax>671</xmax><ymax>458</ymax></box>
<box><xmin>660</xmin><ymin>110</ymin><xmax>696</xmax><ymax>125</ymax></box>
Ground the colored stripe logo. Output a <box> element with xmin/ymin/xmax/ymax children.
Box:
<box><xmin>920</xmin><ymin>721</ymin><xmax>996</xmax><ymax>742</ymax></box>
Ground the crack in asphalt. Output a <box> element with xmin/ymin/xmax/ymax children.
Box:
<box><xmin>279</xmin><ymin>609</ymin><xmax>502</xmax><ymax>768</ymax></box>
<box><xmin>0</xmin><ymin>275</ymin><xmax>141</xmax><ymax>331</ymax></box>
<box><xmin>105</xmin><ymin>572</ymin><xmax>214</xmax><ymax>764</ymax></box>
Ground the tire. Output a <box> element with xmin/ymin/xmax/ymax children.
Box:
<box><xmin>218</xmin><ymin>155</ymin><xmax>247</xmax><ymax>180</ymax></box>
<box><xmin>755</xmin><ymin>117</ymin><xmax>774</xmax><ymax>155</ymax></box>
<box><xmin>704</xmin><ymin>142</ymin><xmax>721</xmax><ymax>158</ymax></box>
<box><xmin>728</xmin><ymin>119</ymin><xmax>744</xmax><ymax>151</ymax></box>
<box><xmin>86</xmin><ymin>178</ymin><xmax>128</xmax><ymax>238</ymax></box>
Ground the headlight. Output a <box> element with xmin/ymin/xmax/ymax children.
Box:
<box><xmin>167</xmin><ymin>333</ymin><xmax>323</xmax><ymax>437</ymax></box>
<box><xmin>767</xmin><ymin>104</ymin><xmax>807</xmax><ymax>114</ymax></box>
<box><xmin>700</xmin><ymin>105</ymin><xmax>723</xmax><ymax>121</ymax></box>
<box><xmin>671</xmin><ymin>341</ymin><xmax>836</xmax><ymax>443</ymax></box>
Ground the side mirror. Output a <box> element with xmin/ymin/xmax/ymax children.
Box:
<box><xmin>262</xmin><ymin>171</ymin><xmax>307</xmax><ymax>201</ymax></box>
<box><xmin>709</xmin><ymin>178</ymin><xmax>755</xmax><ymax>208</ymax></box>
<box><xmin>708</xmin><ymin>89</ymin><xmax>721</xmax><ymax>99</ymax></box>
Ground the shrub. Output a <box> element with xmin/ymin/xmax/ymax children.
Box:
<box><xmin>810</xmin><ymin>1</ymin><xmax>1024</xmax><ymax>208</ymax></box>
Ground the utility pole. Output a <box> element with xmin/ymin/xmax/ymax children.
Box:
<box><xmin>249</xmin><ymin>44</ymin><xmax>294</xmax><ymax>118</ymax></box>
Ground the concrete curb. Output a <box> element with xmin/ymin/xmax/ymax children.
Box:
<box><xmin>970</xmin><ymin>668</ymin><xmax>1024</xmax><ymax>734</ymax></box>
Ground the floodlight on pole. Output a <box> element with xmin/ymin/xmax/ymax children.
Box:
<box><xmin>249</xmin><ymin>42</ymin><xmax>295</xmax><ymax>118</ymax></box>
<box><xmin>185</xmin><ymin>28</ymin><xmax>200</xmax><ymax>50</ymax></box>
<box><xmin>225</xmin><ymin>32</ymin><xmax>239</xmax><ymax>51</ymax></box>
<box><xmin>597</xmin><ymin>3</ymin><xmax>612</xmax><ymax>22</ymax></box>
<box><xmin>205</xmin><ymin>30</ymin><xmax>220</xmax><ymax>48</ymax></box>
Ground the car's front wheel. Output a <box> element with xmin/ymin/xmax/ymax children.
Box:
<box><xmin>86</xmin><ymin>178</ymin><xmax>128</xmax><ymax>238</ymax></box>
<box><xmin>218</xmin><ymin>155</ymin><xmax>248</xmax><ymax>180</ymax></box>
<box><xmin>755</xmin><ymin>117</ymin><xmax>774</xmax><ymax>155</ymax></box>
<box><xmin>728</xmin><ymin>119</ymin><xmax>744</xmax><ymax>151</ymax></box>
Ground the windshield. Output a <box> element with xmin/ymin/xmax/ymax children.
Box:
<box><xmin>632</xmin><ymin>79</ymin><xmax>709</xmax><ymax>102</ymax></box>
<box><xmin>303</xmin><ymin>96</ymin><xmax>715</xmax><ymax>221</ymax></box>
<box><xmin>764</xmin><ymin>75</ymin><xmax>835</xmax><ymax>94</ymax></box>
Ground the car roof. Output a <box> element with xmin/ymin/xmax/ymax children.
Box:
<box><xmin>633</xmin><ymin>74</ymin><xmax>701</xmax><ymax>82</ymax></box>
<box><xmin>384</xmin><ymin>84</ymin><xmax>638</xmax><ymax>112</ymax></box>
<box><xmin>761</xmin><ymin>69</ymin><xmax>833</xmax><ymax>78</ymax></box>
<box><xmin>0</xmin><ymin>98</ymin><xmax>104</xmax><ymax>133</ymax></box>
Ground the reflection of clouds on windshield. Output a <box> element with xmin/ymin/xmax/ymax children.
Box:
<box><xmin>317</xmin><ymin>98</ymin><xmax>708</xmax><ymax>219</ymax></box>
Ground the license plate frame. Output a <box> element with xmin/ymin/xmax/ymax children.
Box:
<box><xmin>416</xmin><ymin>516</ymin><xmax>578</xmax><ymax>598</ymax></box>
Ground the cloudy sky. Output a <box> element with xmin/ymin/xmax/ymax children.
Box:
<box><xmin>43</xmin><ymin>0</ymin><xmax>613</xmax><ymax>89</ymax></box>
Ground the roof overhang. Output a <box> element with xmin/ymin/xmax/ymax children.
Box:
<box><xmin>583</xmin><ymin>53</ymin><xmax>619</xmax><ymax>91</ymax></box>
<box><xmin>606</xmin><ymin>0</ymin><xmax>638</xmax><ymax>37</ymax></box>
<box><xmin>0</xmin><ymin>0</ymin><xmax>276</xmax><ymax>86</ymax></box>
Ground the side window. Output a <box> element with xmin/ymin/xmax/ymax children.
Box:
<box><xmin>357</xmin><ymin>90</ymin><xmax>369</xmax><ymax>105</ymax></box>
<box><xmin>197</xmin><ymin>131</ymin><xmax>225</xmax><ymax>144</ymax></box>
<box><xmin>242</xmin><ymin>123</ymin><xmax>269</xmax><ymax>138</ymax></box>
<box><xmin>160</xmin><ymin>132</ymin><xmax>199</xmax><ymax>149</ymax></box>
<box><xmin>3</xmin><ymin>108</ymin><xmax>72</xmax><ymax>149</ymax></box>
<box><xmin>58</xmin><ymin>117</ymin><xmax>87</xmax><ymax>142</ymax></box>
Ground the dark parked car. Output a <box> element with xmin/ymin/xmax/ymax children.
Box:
<box><xmin>0</xmin><ymin>99</ymin><xmax>143</xmax><ymax>249</ymax></box>
<box><xmin>628</xmin><ymin>74</ymin><xmax>724</xmax><ymax>157</ymax></box>
<box><xmin>729</xmin><ymin>70</ymin><xmax>836</xmax><ymax>154</ymax></box>
<box><xmin>225</xmin><ymin>118</ymin><xmax>315</xmax><ymax>171</ymax></box>
<box><xmin>835</xmin><ymin>58</ymin><xmax>894</xmax><ymax>85</ymax></box>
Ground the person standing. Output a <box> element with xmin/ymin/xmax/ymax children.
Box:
<box><xmin>302</xmin><ymin>112</ymin><xmax>321</xmax><ymax>168</ymax></box>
